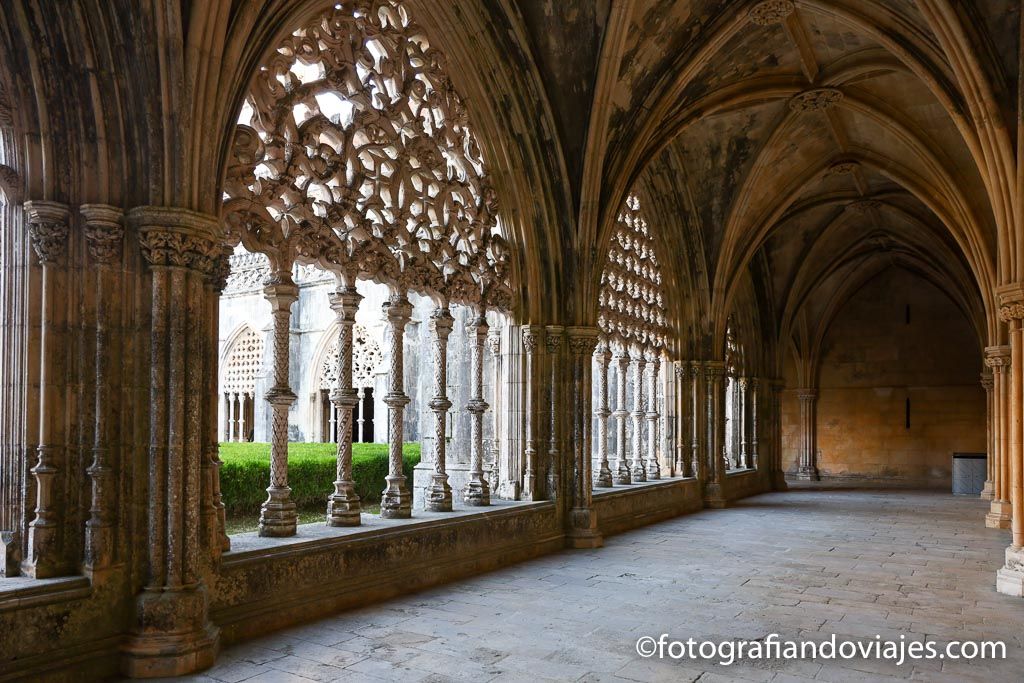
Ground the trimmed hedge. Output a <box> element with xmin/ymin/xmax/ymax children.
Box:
<box><xmin>218</xmin><ymin>442</ymin><xmax>421</xmax><ymax>516</ymax></box>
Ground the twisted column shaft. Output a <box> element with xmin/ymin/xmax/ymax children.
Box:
<box><xmin>327</xmin><ymin>285</ymin><xmax>362</xmax><ymax>526</ymax></box>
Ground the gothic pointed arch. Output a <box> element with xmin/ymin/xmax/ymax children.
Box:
<box><xmin>221</xmin><ymin>324</ymin><xmax>266</xmax><ymax>396</ymax></box>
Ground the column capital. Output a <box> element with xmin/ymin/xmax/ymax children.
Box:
<box><xmin>981</xmin><ymin>372</ymin><xmax>994</xmax><ymax>391</ymax></box>
<box><xmin>544</xmin><ymin>325</ymin><xmax>564</xmax><ymax>354</ymax></box>
<box><xmin>486</xmin><ymin>329</ymin><xmax>501</xmax><ymax>356</ymax></box>
<box><xmin>428</xmin><ymin>305</ymin><xmax>455</xmax><ymax>338</ymax></box>
<box><xmin>796</xmin><ymin>388</ymin><xmax>818</xmax><ymax>401</ymax></box>
<box><xmin>24</xmin><ymin>200</ymin><xmax>71</xmax><ymax>265</ymax></box>
<box><xmin>131</xmin><ymin>207</ymin><xmax>222</xmax><ymax>275</ymax></box>
<box><xmin>522</xmin><ymin>324</ymin><xmax>544</xmax><ymax>353</ymax></box>
<box><xmin>737</xmin><ymin>376</ymin><xmax>749</xmax><ymax>390</ymax></box>
<box><xmin>383</xmin><ymin>291</ymin><xmax>413</xmax><ymax>323</ymax></box>
<box><xmin>263</xmin><ymin>276</ymin><xmax>299</xmax><ymax>308</ymax></box>
<box><xmin>985</xmin><ymin>345</ymin><xmax>1012</xmax><ymax>368</ymax></box>
<box><xmin>689</xmin><ymin>360</ymin><xmax>702</xmax><ymax>379</ymax></box>
<box><xmin>704</xmin><ymin>360</ymin><xmax>726</xmax><ymax>379</ymax></box>
<box><xmin>328</xmin><ymin>285</ymin><xmax>362</xmax><ymax>319</ymax></box>
<box><xmin>467</xmin><ymin>313</ymin><xmax>490</xmax><ymax>340</ymax></box>
<box><xmin>80</xmin><ymin>204</ymin><xmax>124</xmax><ymax>264</ymax></box>
<box><xmin>567</xmin><ymin>326</ymin><xmax>600</xmax><ymax>356</ymax></box>
<box><xmin>997</xmin><ymin>284</ymin><xmax>1024</xmax><ymax>321</ymax></box>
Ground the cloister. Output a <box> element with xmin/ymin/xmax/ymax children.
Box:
<box><xmin>0</xmin><ymin>0</ymin><xmax>1022</xmax><ymax>680</ymax></box>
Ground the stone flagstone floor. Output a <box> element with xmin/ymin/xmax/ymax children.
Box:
<box><xmin>161</xmin><ymin>488</ymin><xmax>1024</xmax><ymax>682</ymax></box>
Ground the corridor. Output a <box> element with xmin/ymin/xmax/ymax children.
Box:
<box><xmin>186</xmin><ymin>490</ymin><xmax>1022</xmax><ymax>682</ymax></box>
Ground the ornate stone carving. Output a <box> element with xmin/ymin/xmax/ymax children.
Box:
<box><xmin>748</xmin><ymin>0</ymin><xmax>795</xmax><ymax>26</ymax></box>
<box><xmin>381</xmin><ymin>292</ymin><xmax>413</xmax><ymax>518</ymax></box>
<box><xmin>984</xmin><ymin>345</ymin><xmax>1012</xmax><ymax>368</ymax></box>
<box><xmin>223</xmin><ymin>0</ymin><xmax>510</xmax><ymax>309</ymax></box>
<box><xmin>630</xmin><ymin>345</ymin><xmax>648</xmax><ymax>483</ymax></box>
<box><xmin>24</xmin><ymin>201</ymin><xmax>70</xmax><ymax>265</ymax></box>
<box><xmin>825</xmin><ymin>160</ymin><xmax>860</xmax><ymax>177</ymax></box>
<box><xmin>425</xmin><ymin>307</ymin><xmax>455</xmax><ymax>512</ymax></box>
<box><xmin>598</xmin><ymin>195</ymin><xmax>667</xmax><ymax>348</ymax></box>
<box><xmin>464</xmin><ymin>315</ymin><xmax>491</xmax><ymax>506</ymax></box>
<box><xmin>80</xmin><ymin>204</ymin><xmax>125</xmax><ymax>264</ymax></box>
<box><xmin>789</xmin><ymin>88</ymin><xmax>844</xmax><ymax>113</ymax></box>
<box><xmin>593</xmin><ymin>339</ymin><xmax>614</xmax><ymax>488</ymax></box>
<box><xmin>319</xmin><ymin>324</ymin><xmax>382</xmax><ymax>390</ymax></box>
<box><xmin>997</xmin><ymin>285</ymin><xmax>1024</xmax><ymax>322</ymax></box>
<box><xmin>223</xmin><ymin>326</ymin><xmax>265</xmax><ymax>395</ymax></box>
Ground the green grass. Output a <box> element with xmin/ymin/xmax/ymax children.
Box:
<box><xmin>218</xmin><ymin>442</ymin><xmax>421</xmax><ymax>527</ymax></box>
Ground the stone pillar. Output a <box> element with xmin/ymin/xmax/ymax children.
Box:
<box><xmin>259</xmin><ymin>275</ymin><xmax>299</xmax><ymax>537</ymax></box>
<box><xmin>227</xmin><ymin>393</ymin><xmax>236</xmax><ymax>442</ymax></box>
<box><xmin>464</xmin><ymin>314</ymin><xmax>490</xmax><ymax>506</ymax></box>
<box><xmin>593</xmin><ymin>338</ymin><xmax>613</xmax><ymax>487</ymax></box>
<box><xmin>749</xmin><ymin>378</ymin><xmax>760</xmax><ymax>469</ymax></box>
<box><xmin>239</xmin><ymin>394</ymin><xmax>249</xmax><ymax>442</ymax></box>
<box><xmin>630</xmin><ymin>345</ymin><xmax>647</xmax><ymax>482</ymax></box>
<box><xmin>487</xmin><ymin>330</ymin><xmax>502</xmax><ymax>494</ymax></box>
<box><xmin>690</xmin><ymin>362</ymin><xmax>702</xmax><ymax>480</ymax></box>
<box><xmin>207</xmin><ymin>251</ymin><xmax>231</xmax><ymax>554</ymax></box>
<box><xmin>737</xmin><ymin>377</ymin><xmax>749</xmax><ymax>469</ymax></box>
<box><xmin>795</xmin><ymin>389</ymin><xmax>820</xmax><ymax>480</ymax></box>
<box><xmin>674</xmin><ymin>362</ymin><xmax>687</xmax><ymax>476</ymax></box>
<box><xmin>703</xmin><ymin>361</ymin><xmax>727</xmax><ymax>507</ymax></box>
<box><xmin>425</xmin><ymin>306</ymin><xmax>454</xmax><ymax>512</ymax></box>
<box><xmin>769</xmin><ymin>379</ymin><xmax>788</xmax><ymax>490</ymax></box>
<box><xmin>612</xmin><ymin>345</ymin><xmax>631</xmax><ymax>485</ymax></box>
<box><xmin>81</xmin><ymin>204</ymin><xmax>124</xmax><ymax>574</ymax></box>
<box><xmin>217</xmin><ymin>392</ymin><xmax>227</xmax><ymax>443</ymax></box>
<box><xmin>566</xmin><ymin>326</ymin><xmax>602</xmax><ymax>548</ymax></box>
<box><xmin>544</xmin><ymin>326</ymin><xmax>564</xmax><ymax>499</ymax></box>
<box><xmin>645</xmin><ymin>349</ymin><xmax>661</xmax><ymax>480</ymax></box>
<box><xmin>122</xmin><ymin>207</ymin><xmax>219</xmax><ymax>677</ymax></box>
<box><xmin>982</xmin><ymin>370</ymin><xmax>995</xmax><ymax>499</ymax></box>
<box><xmin>381</xmin><ymin>292</ymin><xmax>413</xmax><ymax>518</ymax></box>
<box><xmin>20</xmin><ymin>201</ymin><xmax>71</xmax><ymax>579</ymax></box>
<box><xmin>327</xmin><ymin>285</ymin><xmax>362</xmax><ymax>525</ymax></box>
<box><xmin>997</xmin><ymin>287</ymin><xmax>1024</xmax><ymax>595</ymax></box>
<box><xmin>987</xmin><ymin>345</ymin><xmax>1012</xmax><ymax>528</ymax></box>
<box><xmin>521</xmin><ymin>325</ymin><xmax>542</xmax><ymax>499</ymax></box>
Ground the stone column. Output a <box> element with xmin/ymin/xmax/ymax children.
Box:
<box><xmin>795</xmin><ymin>389</ymin><xmax>820</xmax><ymax>480</ymax></box>
<box><xmin>645</xmin><ymin>349</ymin><xmax>661</xmax><ymax>480</ymax></box>
<box><xmin>986</xmin><ymin>346</ymin><xmax>1012</xmax><ymax>528</ymax></box>
<box><xmin>207</xmin><ymin>251</ymin><xmax>231</xmax><ymax>554</ymax></box>
<box><xmin>239</xmin><ymin>394</ymin><xmax>249</xmax><ymax>442</ymax></box>
<box><xmin>612</xmin><ymin>345</ymin><xmax>631</xmax><ymax>485</ymax></box>
<box><xmin>749</xmin><ymin>378</ymin><xmax>757</xmax><ymax>471</ymax></box>
<box><xmin>425</xmin><ymin>305</ymin><xmax>454</xmax><ymax>512</ymax></box>
<box><xmin>327</xmin><ymin>285</ymin><xmax>362</xmax><ymax>525</ymax></box>
<box><xmin>487</xmin><ymin>330</ymin><xmax>502</xmax><ymax>494</ymax></box>
<box><xmin>20</xmin><ymin>201</ymin><xmax>71</xmax><ymax>579</ymax></box>
<box><xmin>675</xmin><ymin>362</ymin><xmax>692</xmax><ymax>477</ymax></box>
<box><xmin>521</xmin><ymin>325</ymin><xmax>542</xmax><ymax>499</ymax></box>
<box><xmin>258</xmin><ymin>275</ymin><xmax>299</xmax><ymax>537</ymax></box>
<box><xmin>997</xmin><ymin>287</ymin><xmax>1024</xmax><ymax>595</ymax></box>
<box><xmin>381</xmin><ymin>292</ymin><xmax>413</xmax><ymax>518</ymax></box>
<box><xmin>227</xmin><ymin>394</ymin><xmax>236</xmax><ymax>442</ymax></box>
<box><xmin>703</xmin><ymin>361</ymin><xmax>727</xmax><ymax>507</ymax></box>
<box><xmin>567</xmin><ymin>327</ymin><xmax>602</xmax><ymax>547</ymax></box>
<box><xmin>122</xmin><ymin>207</ymin><xmax>219</xmax><ymax>677</ymax></box>
<box><xmin>217</xmin><ymin>392</ymin><xmax>227</xmax><ymax>443</ymax></box>
<box><xmin>738</xmin><ymin>377</ymin><xmax>749</xmax><ymax>469</ymax></box>
<box><xmin>982</xmin><ymin>370</ymin><xmax>995</xmax><ymax>499</ymax></box>
<box><xmin>769</xmin><ymin>378</ymin><xmax>788</xmax><ymax>490</ymax></box>
<box><xmin>690</xmin><ymin>362</ymin><xmax>702</xmax><ymax>480</ymax></box>
<box><xmin>593</xmin><ymin>338</ymin><xmax>613</xmax><ymax>487</ymax></box>
<box><xmin>81</xmin><ymin>204</ymin><xmax>124</xmax><ymax>574</ymax></box>
<box><xmin>545</xmin><ymin>326</ymin><xmax>564</xmax><ymax>499</ymax></box>
<box><xmin>630</xmin><ymin>345</ymin><xmax>647</xmax><ymax>482</ymax></box>
<box><xmin>464</xmin><ymin>314</ymin><xmax>490</xmax><ymax>506</ymax></box>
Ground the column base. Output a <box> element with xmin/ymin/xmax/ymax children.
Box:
<box><xmin>566</xmin><ymin>508</ymin><xmax>603</xmax><ymax>549</ymax></box>
<box><xmin>980</xmin><ymin>480</ymin><xmax>995</xmax><ymax>500</ymax></box>
<box><xmin>646</xmin><ymin>462</ymin><xmax>661</xmax><ymax>480</ymax></box>
<box><xmin>381</xmin><ymin>475</ymin><xmax>412</xmax><ymax>519</ymax></box>
<box><xmin>631</xmin><ymin>464</ymin><xmax>647</xmax><ymax>483</ymax></box>
<box><xmin>996</xmin><ymin>546</ymin><xmax>1024</xmax><ymax>596</ymax></box>
<box><xmin>122</xmin><ymin>588</ymin><xmax>219</xmax><ymax>678</ymax></box>
<box><xmin>259</xmin><ymin>493</ymin><xmax>297</xmax><ymax>537</ymax></box>
<box><xmin>986</xmin><ymin>499</ymin><xmax>1012</xmax><ymax>529</ymax></box>
<box><xmin>327</xmin><ymin>483</ymin><xmax>362</xmax><ymax>527</ymax></box>
<box><xmin>703</xmin><ymin>483</ymin><xmax>728</xmax><ymax>509</ymax></box>
<box><xmin>424</xmin><ymin>474</ymin><xmax>453</xmax><ymax>512</ymax></box>
<box><xmin>793</xmin><ymin>466</ymin><xmax>819</xmax><ymax>481</ymax></box>
<box><xmin>501</xmin><ymin>480</ymin><xmax>522</xmax><ymax>501</ymax></box>
<box><xmin>594</xmin><ymin>463</ymin><xmax>614</xmax><ymax>488</ymax></box>
<box><xmin>1</xmin><ymin>530</ymin><xmax>20</xmax><ymax>577</ymax></box>
<box><xmin>463</xmin><ymin>476</ymin><xmax>490</xmax><ymax>506</ymax></box>
<box><xmin>613</xmin><ymin>464</ymin><xmax>631</xmax><ymax>486</ymax></box>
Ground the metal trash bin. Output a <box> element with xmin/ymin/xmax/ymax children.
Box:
<box><xmin>952</xmin><ymin>453</ymin><xmax>986</xmax><ymax>495</ymax></box>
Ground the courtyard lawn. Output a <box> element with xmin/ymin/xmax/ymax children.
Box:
<box><xmin>218</xmin><ymin>442</ymin><xmax>421</xmax><ymax>528</ymax></box>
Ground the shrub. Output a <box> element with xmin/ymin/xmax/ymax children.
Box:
<box><xmin>218</xmin><ymin>442</ymin><xmax>421</xmax><ymax>516</ymax></box>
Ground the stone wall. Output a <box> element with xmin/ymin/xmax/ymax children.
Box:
<box><xmin>782</xmin><ymin>268</ymin><xmax>985</xmax><ymax>486</ymax></box>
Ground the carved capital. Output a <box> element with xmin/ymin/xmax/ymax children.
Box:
<box><xmin>521</xmin><ymin>325</ymin><xmax>543</xmax><ymax>354</ymax></box>
<box><xmin>704</xmin><ymin>361</ymin><xmax>726</xmax><ymax>379</ymax></box>
<box><xmin>211</xmin><ymin>247</ymin><xmax>234</xmax><ymax>291</ymax></box>
<box><xmin>328</xmin><ymin>286</ymin><xmax>363</xmax><ymax>321</ymax></box>
<box><xmin>130</xmin><ymin>207</ymin><xmax>222</xmax><ymax>275</ymax></box>
<box><xmin>80</xmin><ymin>204</ymin><xmax>125</xmax><ymax>264</ymax></box>
<box><xmin>428</xmin><ymin>306</ymin><xmax>455</xmax><ymax>339</ymax></box>
<box><xmin>981</xmin><ymin>372</ymin><xmax>994</xmax><ymax>391</ymax></box>
<box><xmin>486</xmin><ymin>330</ymin><xmax>501</xmax><ymax>356</ymax></box>
<box><xmin>984</xmin><ymin>345</ymin><xmax>1012</xmax><ymax>368</ymax></box>
<box><xmin>544</xmin><ymin>325</ymin><xmax>564</xmax><ymax>354</ymax></box>
<box><xmin>566</xmin><ymin>326</ymin><xmax>599</xmax><ymax>357</ymax></box>
<box><xmin>997</xmin><ymin>284</ymin><xmax>1024</xmax><ymax>322</ymax></box>
<box><xmin>748</xmin><ymin>0</ymin><xmax>795</xmax><ymax>26</ymax></box>
<box><xmin>797</xmin><ymin>388</ymin><xmax>818</xmax><ymax>402</ymax></box>
<box><xmin>789</xmin><ymin>88</ymin><xmax>843</xmax><ymax>113</ymax></box>
<box><xmin>384</xmin><ymin>292</ymin><xmax>413</xmax><ymax>325</ymax></box>
<box><xmin>467</xmin><ymin>314</ymin><xmax>490</xmax><ymax>342</ymax></box>
<box><xmin>24</xmin><ymin>200</ymin><xmax>70</xmax><ymax>265</ymax></box>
